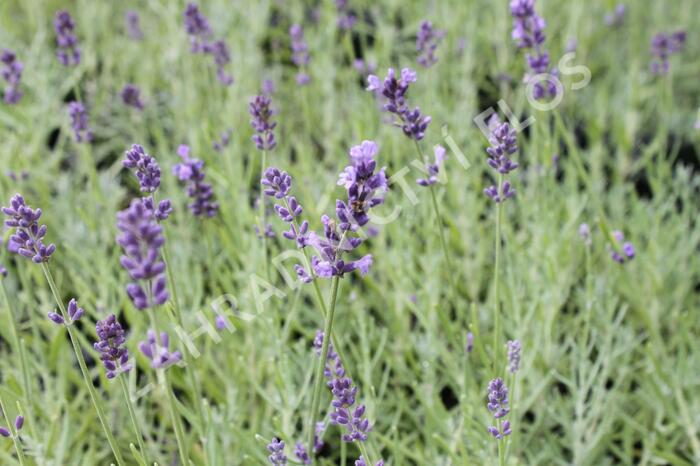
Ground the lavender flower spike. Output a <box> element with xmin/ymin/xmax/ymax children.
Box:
<box><xmin>125</xmin><ymin>11</ymin><xmax>144</xmax><ymax>40</ymax></box>
<box><xmin>2</xmin><ymin>194</ymin><xmax>56</xmax><ymax>263</ymax></box>
<box><xmin>54</xmin><ymin>10</ymin><xmax>81</xmax><ymax>66</ymax></box>
<box><xmin>1</xmin><ymin>50</ymin><xmax>23</xmax><ymax>104</ymax></box>
<box><xmin>356</xmin><ymin>457</ymin><xmax>385</xmax><ymax>466</ymax></box>
<box><xmin>294</xmin><ymin>442</ymin><xmax>311</xmax><ymax>465</ymax></box>
<box><xmin>416</xmin><ymin>20</ymin><xmax>445</xmax><ymax>68</ymax></box>
<box><xmin>173</xmin><ymin>145</ymin><xmax>219</xmax><ymax>217</ymax></box>
<box><xmin>609</xmin><ymin>230</ymin><xmax>635</xmax><ymax>264</ymax></box>
<box><xmin>208</xmin><ymin>40</ymin><xmax>234</xmax><ymax>86</ymax></box>
<box><xmin>249</xmin><ymin>95</ymin><xmax>277</xmax><ymax>150</ymax></box>
<box><xmin>336</xmin><ymin>0</ymin><xmax>357</xmax><ymax>31</ymax></box>
<box><xmin>94</xmin><ymin>314</ymin><xmax>132</xmax><ymax>379</ymax></box>
<box><xmin>507</xmin><ymin>340</ymin><xmax>521</xmax><ymax>373</ymax></box>
<box><xmin>486</xmin><ymin>378</ymin><xmax>513</xmax><ymax>440</ymax></box>
<box><xmin>116</xmin><ymin>198</ymin><xmax>169</xmax><ymax>309</ymax></box>
<box><xmin>650</xmin><ymin>31</ymin><xmax>686</xmax><ymax>75</ymax></box>
<box><xmin>290</xmin><ymin>24</ymin><xmax>311</xmax><ymax>85</ymax></box>
<box><xmin>67</xmin><ymin>101</ymin><xmax>93</xmax><ymax>143</ymax></box>
<box><xmin>483</xmin><ymin>115</ymin><xmax>518</xmax><ymax>203</ymax></box>
<box><xmin>138</xmin><ymin>330</ymin><xmax>182</xmax><ymax>369</ymax></box>
<box><xmin>121</xmin><ymin>84</ymin><xmax>144</xmax><ymax>110</ymax></box>
<box><xmin>123</xmin><ymin>144</ymin><xmax>161</xmax><ymax>192</ymax></box>
<box><xmin>267</xmin><ymin>437</ymin><xmax>287</xmax><ymax>465</ymax></box>
<box><xmin>183</xmin><ymin>3</ymin><xmax>211</xmax><ymax>53</ymax></box>
<box><xmin>416</xmin><ymin>145</ymin><xmax>447</xmax><ymax>186</ymax></box>
<box><xmin>366</xmin><ymin>68</ymin><xmax>431</xmax><ymax>141</ymax></box>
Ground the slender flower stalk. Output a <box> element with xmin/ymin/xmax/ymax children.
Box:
<box><xmin>0</xmin><ymin>396</ymin><xmax>26</xmax><ymax>466</ymax></box>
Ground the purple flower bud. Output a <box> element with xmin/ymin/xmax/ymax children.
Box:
<box><xmin>416</xmin><ymin>20</ymin><xmax>445</xmax><ymax>68</ymax></box>
<box><xmin>486</xmin><ymin>378</ymin><xmax>512</xmax><ymax>440</ymax></box>
<box><xmin>95</xmin><ymin>314</ymin><xmax>131</xmax><ymax>379</ymax></box>
<box><xmin>120</xmin><ymin>84</ymin><xmax>144</xmax><ymax>110</ymax></box>
<box><xmin>249</xmin><ymin>95</ymin><xmax>276</xmax><ymax>151</ymax></box>
<box><xmin>267</xmin><ymin>437</ymin><xmax>287</xmax><ymax>465</ymax></box>
<box><xmin>14</xmin><ymin>416</ymin><xmax>23</xmax><ymax>431</ymax></box>
<box><xmin>173</xmin><ymin>145</ymin><xmax>219</xmax><ymax>217</ymax></box>
<box><xmin>1</xmin><ymin>49</ymin><xmax>24</xmax><ymax>104</ymax></box>
<box><xmin>507</xmin><ymin>340</ymin><xmax>521</xmax><ymax>373</ymax></box>
<box><xmin>47</xmin><ymin>312</ymin><xmax>65</xmax><ymax>325</ymax></box>
<box><xmin>183</xmin><ymin>3</ymin><xmax>211</xmax><ymax>53</ymax></box>
<box><xmin>67</xmin><ymin>298</ymin><xmax>84</xmax><ymax>322</ymax></box>
<box><xmin>67</xmin><ymin>101</ymin><xmax>93</xmax><ymax>143</ymax></box>
<box><xmin>0</xmin><ymin>427</ymin><xmax>10</xmax><ymax>438</ymax></box>
<box><xmin>54</xmin><ymin>10</ymin><xmax>80</xmax><ymax>66</ymax></box>
<box><xmin>466</xmin><ymin>332</ymin><xmax>474</xmax><ymax>353</ymax></box>
<box><xmin>139</xmin><ymin>329</ymin><xmax>181</xmax><ymax>369</ymax></box>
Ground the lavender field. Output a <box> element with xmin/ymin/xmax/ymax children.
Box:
<box><xmin>1</xmin><ymin>0</ymin><xmax>699</xmax><ymax>465</ymax></box>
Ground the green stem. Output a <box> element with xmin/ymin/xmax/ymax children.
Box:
<box><xmin>0</xmin><ymin>395</ymin><xmax>27</xmax><ymax>466</ymax></box>
<box><xmin>118</xmin><ymin>374</ymin><xmax>148</xmax><ymax>464</ymax></box>
<box><xmin>492</xmin><ymin>174</ymin><xmax>504</xmax><ymax>375</ymax></box>
<box><xmin>358</xmin><ymin>441</ymin><xmax>375</xmax><ymax>466</ymax></box>
<box><xmin>307</xmin><ymin>275</ymin><xmax>341</xmax><ymax>462</ymax></box>
<box><xmin>428</xmin><ymin>184</ymin><xmax>455</xmax><ymax>291</ymax></box>
<box><xmin>146</xmin><ymin>309</ymin><xmax>190</xmax><ymax>466</ymax></box>
<box><xmin>260</xmin><ymin>149</ymin><xmax>270</xmax><ymax>282</ymax></box>
<box><xmin>0</xmin><ymin>282</ymin><xmax>31</xmax><ymax>401</ymax></box>
<box><xmin>40</xmin><ymin>264</ymin><xmax>125</xmax><ymax>466</ymax></box>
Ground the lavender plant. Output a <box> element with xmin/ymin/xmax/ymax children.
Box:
<box><xmin>1</xmin><ymin>50</ymin><xmax>23</xmax><ymax>104</ymax></box>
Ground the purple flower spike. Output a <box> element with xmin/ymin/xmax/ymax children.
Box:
<box><xmin>416</xmin><ymin>20</ymin><xmax>445</xmax><ymax>68</ymax></box>
<box><xmin>608</xmin><ymin>230</ymin><xmax>635</xmax><ymax>264</ymax></box>
<box><xmin>355</xmin><ymin>457</ymin><xmax>385</xmax><ymax>466</ymax></box>
<box><xmin>294</xmin><ymin>442</ymin><xmax>310</xmax><ymax>465</ymax></box>
<box><xmin>54</xmin><ymin>10</ymin><xmax>81</xmax><ymax>66</ymax></box>
<box><xmin>605</xmin><ymin>4</ymin><xmax>626</xmax><ymax>28</ymax></box>
<box><xmin>2</xmin><ymin>194</ymin><xmax>56</xmax><ymax>264</ymax></box>
<box><xmin>261</xmin><ymin>168</ymin><xmax>292</xmax><ymax>199</ymax></box>
<box><xmin>366</xmin><ymin>68</ymin><xmax>431</xmax><ymax>141</ymax></box>
<box><xmin>484</xmin><ymin>115</ymin><xmax>519</xmax><ymax>203</ymax></box>
<box><xmin>487</xmin><ymin>378</ymin><xmax>512</xmax><ymax>440</ymax></box>
<box><xmin>208</xmin><ymin>40</ymin><xmax>234</xmax><ymax>86</ymax></box>
<box><xmin>125</xmin><ymin>11</ymin><xmax>144</xmax><ymax>40</ymax></box>
<box><xmin>123</xmin><ymin>144</ymin><xmax>161</xmax><ymax>192</ymax></box>
<box><xmin>116</xmin><ymin>198</ymin><xmax>169</xmax><ymax>309</ymax></box>
<box><xmin>139</xmin><ymin>330</ymin><xmax>182</xmax><ymax>369</ymax></box>
<box><xmin>507</xmin><ymin>340</ymin><xmax>521</xmax><ymax>373</ymax></box>
<box><xmin>173</xmin><ymin>145</ymin><xmax>219</xmax><ymax>217</ymax></box>
<box><xmin>249</xmin><ymin>95</ymin><xmax>277</xmax><ymax>151</ymax></box>
<box><xmin>121</xmin><ymin>84</ymin><xmax>144</xmax><ymax>110</ymax></box>
<box><xmin>94</xmin><ymin>314</ymin><xmax>131</xmax><ymax>379</ymax></box>
<box><xmin>213</xmin><ymin>128</ymin><xmax>232</xmax><ymax>152</ymax></box>
<box><xmin>14</xmin><ymin>416</ymin><xmax>23</xmax><ymax>431</ymax></box>
<box><xmin>290</xmin><ymin>24</ymin><xmax>311</xmax><ymax>86</ymax></box>
<box><xmin>510</xmin><ymin>0</ymin><xmax>557</xmax><ymax>100</ymax></box>
<box><xmin>417</xmin><ymin>145</ymin><xmax>447</xmax><ymax>186</ymax></box>
<box><xmin>0</xmin><ymin>427</ymin><xmax>9</xmax><ymax>438</ymax></box>
<box><xmin>183</xmin><ymin>3</ymin><xmax>211</xmax><ymax>53</ymax></box>
<box><xmin>1</xmin><ymin>49</ymin><xmax>24</xmax><ymax>104</ymax></box>
<box><xmin>267</xmin><ymin>437</ymin><xmax>287</xmax><ymax>465</ymax></box>
<box><xmin>336</xmin><ymin>0</ymin><xmax>357</xmax><ymax>31</ymax></box>
<box><xmin>650</xmin><ymin>31</ymin><xmax>686</xmax><ymax>75</ymax></box>
<box><xmin>67</xmin><ymin>101</ymin><xmax>93</xmax><ymax>143</ymax></box>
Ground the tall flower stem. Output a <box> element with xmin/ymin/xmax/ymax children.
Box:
<box><xmin>358</xmin><ymin>441</ymin><xmax>375</xmax><ymax>466</ymax></box>
<box><xmin>40</xmin><ymin>263</ymin><xmax>125</xmax><ymax>466</ymax></box>
<box><xmin>118</xmin><ymin>374</ymin><xmax>148</xmax><ymax>464</ymax></box>
<box><xmin>307</xmin><ymin>275</ymin><xmax>341</xmax><ymax>462</ymax></box>
<box><xmin>413</xmin><ymin>140</ymin><xmax>455</xmax><ymax>292</ymax></box>
<box><xmin>0</xmin><ymin>282</ymin><xmax>31</xmax><ymax>401</ymax></box>
<box><xmin>146</xmin><ymin>309</ymin><xmax>189</xmax><ymax>466</ymax></box>
<box><xmin>0</xmin><ymin>395</ymin><xmax>26</xmax><ymax>466</ymax></box>
<box><xmin>260</xmin><ymin>149</ymin><xmax>270</xmax><ymax>281</ymax></box>
<box><xmin>492</xmin><ymin>174</ymin><xmax>504</xmax><ymax>375</ymax></box>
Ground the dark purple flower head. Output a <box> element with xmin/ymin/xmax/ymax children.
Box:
<box><xmin>138</xmin><ymin>330</ymin><xmax>182</xmax><ymax>369</ymax></box>
<box><xmin>336</xmin><ymin>0</ymin><xmax>357</xmax><ymax>31</ymax></box>
<box><xmin>510</xmin><ymin>0</ymin><xmax>557</xmax><ymax>100</ymax></box>
<box><xmin>54</xmin><ymin>10</ymin><xmax>81</xmax><ymax>66</ymax></box>
<box><xmin>94</xmin><ymin>314</ymin><xmax>132</xmax><ymax>379</ymax></box>
<box><xmin>483</xmin><ymin>115</ymin><xmax>519</xmax><ymax>203</ymax></box>
<box><xmin>2</xmin><ymin>194</ymin><xmax>56</xmax><ymax>263</ymax></box>
<box><xmin>173</xmin><ymin>145</ymin><xmax>219</xmax><ymax>217</ymax></box>
<box><xmin>366</xmin><ymin>68</ymin><xmax>431</xmax><ymax>141</ymax></box>
<box><xmin>417</xmin><ymin>145</ymin><xmax>447</xmax><ymax>186</ymax></box>
<box><xmin>47</xmin><ymin>298</ymin><xmax>84</xmax><ymax>326</ymax></box>
<box><xmin>294</xmin><ymin>442</ymin><xmax>310</xmax><ymax>465</ymax></box>
<box><xmin>207</xmin><ymin>40</ymin><xmax>234</xmax><ymax>86</ymax></box>
<box><xmin>14</xmin><ymin>416</ymin><xmax>23</xmax><ymax>431</ymax></box>
<box><xmin>67</xmin><ymin>101</ymin><xmax>93</xmax><ymax>143</ymax></box>
<box><xmin>605</xmin><ymin>4</ymin><xmax>626</xmax><ymax>28</ymax></box>
<box><xmin>261</xmin><ymin>168</ymin><xmax>292</xmax><ymax>199</ymax></box>
<box><xmin>249</xmin><ymin>95</ymin><xmax>277</xmax><ymax>150</ymax></box>
<box><xmin>289</xmin><ymin>24</ymin><xmax>311</xmax><ymax>86</ymax></box>
<box><xmin>123</xmin><ymin>144</ymin><xmax>161</xmax><ymax>192</ymax></box>
<box><xmin>487</xmin><ymin>378</ymin><xmax>513</xmax><ymax>439</ymax></box>
<box><xmin>609</xmin><ymin>230</ymin><xmax>635</xmax><ymax>264</ymax></box>
<box><xmin>267</xmin><ymin>437</ymin><xmax>287</xmax><ymax>465</ymax></box>
<box><xmin>213</xmin><ymin>128</ymin><xmax>232</xmax><ymax>152</ymax></box>
<box><xmin>416</xmin><ymin>20</ymin><xmax>445</xmax><ymax>68</ymax></box>
<box><xmin>0</xmin><ymin>427</ymin><xmax>9</xmax><ymax>438</ymax></box>
<box><xmin>650</xmin><ymin>31</ymin><xmax>686</xmax><ymax>75</ymax></box>
<box><xmin>125</xmin><ymin>11</ymin><xmax>144</xmax><ymax>40</ymax></box>
<box><xmin>183</xmin><ymin>3</ymin><xmax>211</xmax><ymax>53</ymax></box>
<box><xmin>507</xmin><ymin>340</ymin><xmax>521</xmax><ymax>373</ymax></box>
<box><xmin>1</xmin><ymin>49</ymin><xmax>23</xmax><ymax>104</ymax></box>
<box><xmin>116</xmin><ymin>198</ymin><xmax>169</xmax><ymax>309</ymax></box>
<box><xmin>120</xmin><ymin>84</ymin><xmax>144</xmax><ymax>110</ymax></box>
